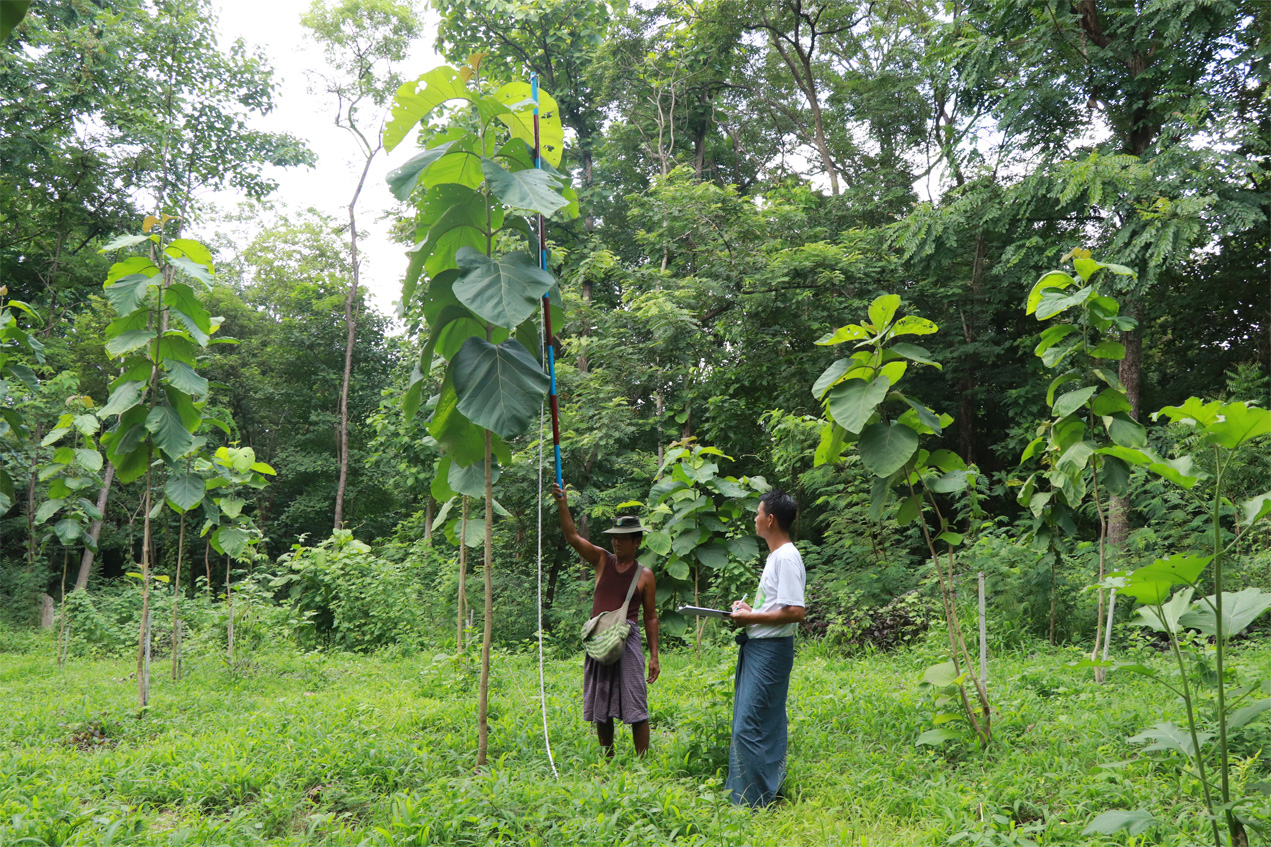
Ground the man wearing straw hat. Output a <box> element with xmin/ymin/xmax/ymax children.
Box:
<box><xmin>551</xmin><ymin>483</ymin><xmax>661</xmax><ymax>757</ymax></box>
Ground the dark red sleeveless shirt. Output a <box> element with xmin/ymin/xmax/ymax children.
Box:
<box><xmin>591</xmin><ymin>553</ymin><xmax>642</xmax><ymax>620</ymax></box>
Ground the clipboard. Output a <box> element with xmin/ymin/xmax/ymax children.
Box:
<box><xmin>677</xmin><ymin>605</ymin><xmax>731</xmax><ymax>619</ymax></box>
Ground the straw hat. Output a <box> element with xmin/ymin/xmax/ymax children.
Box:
<box><xmin>602</xmin><ymin>515</ymin><xmax>649</xmax><ymax>534</ymax></box>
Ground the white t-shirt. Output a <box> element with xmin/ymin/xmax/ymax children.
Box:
<box><xmin>746</xmin><ymin>542</ymin><xmax>806</xmax><ymax>639</ymax></box>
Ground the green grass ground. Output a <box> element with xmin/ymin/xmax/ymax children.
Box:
<box><xmin>2</xmin><ymin>634</ymin><xmax>1269</xmax><ymax>846</ymax></box>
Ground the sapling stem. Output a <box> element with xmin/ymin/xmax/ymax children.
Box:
<box><xmin>1162</xmin><ymin>605</ymin><xmax>1221</xmax><ymax>847</ymax></box>
<box><xmin>1210</xmin><ymin>451</ymin><xmax>1243</xmax><ymax>846</ymax></box>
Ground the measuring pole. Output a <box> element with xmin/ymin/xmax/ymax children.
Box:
<box><xmin>532</xmin><ymin>74</ymin><xmax>563</xmax><ymax>487</ymax></box>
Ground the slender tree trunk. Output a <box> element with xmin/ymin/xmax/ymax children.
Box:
<box><xmin>58</xmin><ymin>549</ymin><xmax>69</xmax><ymax>669</ymax></box>
<box><xmin>226</xmin><ymin>556</ymin><xmax>234</xmax><ymax>664</ymax></box>
<box><xmin>171</xmin><ymin>512</ymin><xmax>185</xmax><ymax>680</ymax></box>
<box><xmin>26</xmin><ymin>423</ymin><xmax>42</xmax><ymax>573</ymax></box>
<box><xmin>334</xmin><ymin>149</ymin><xmax>378</xmax><ymax>530</ymax></box>
<box><xmin>1090</xmin><ymin>467</ymin><xmax>1110</xmax><ymax>684</ymax></box>
<box><xmin>582</xmin><ymin>148</ymin><xmax>595</xmax><ymax>234</ymax></box>
<box><xmin>1049</xmin><ymin>547</ymin><xmax>1059</xmax><ymax>646</ymax></box>
<box><xmin>978</xmin><ymin>571</ymin><xmax>987</xmax><ymax>691</ymax></box>
<box><xmin>765</xmin><ymin>29</ymin><xmax>839</xmax><ymax>196</ymax></box>
<box><xmin>959</xmin><ymin>236</ymin><xmax>986</xmax><ymax>466</ymax></box>
<box><xmin>544</xmin><ymin>536</ymin><xmax>568</xmax><ymax>611</ymax></box>
<box><xmin>1108</xmin><ymin>308</ymin><xmax>1140</xmax><ymax>548</ymax></box>
<box><xmin>137</xmin><ymin>456</ymin><xmax>153</xmax><ymax>709</ymax></box>
<box><xmin>477</xmin><ymin>432</ymin><xmax>494</xmax><ymax>768</ymax></box>
<box><xmin>458</xmin><ymin>497</ymin><xmax>467</xmax><ymax>652</ymax></box>
<box><xmin>424</xmin><ymin>496</ymin><xmax>434</xmax><ymax>544</ymax></box>
<box><xmin>74</xmin><ymin>462</ymin><xmax>114</xmax><ymax>591</ymax></box>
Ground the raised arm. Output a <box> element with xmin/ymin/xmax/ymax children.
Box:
<box><xmin>550</xmin><ymin>483</ymin><xmax>606</xmax><ymax>571</ymax></box>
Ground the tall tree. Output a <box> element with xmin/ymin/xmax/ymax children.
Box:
<box><xmin>204</xmin><ymin>213</ymin><xmax>400</xmax><ymax>550</ymax></box>
<box><xmin>301</xmin><ymin>0</ymin><xmax>422</xmax><ymax>531</ymax></box>
<box><xmin>0</xmin><ymin>0</ymin><xmax>313</xmax><ymax>316</ymax></box>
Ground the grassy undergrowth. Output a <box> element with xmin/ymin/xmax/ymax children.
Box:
<box><xmin>3</xmin><ymin>632</ymin><xmax>1270</xmax><ymax>846</ymax></box>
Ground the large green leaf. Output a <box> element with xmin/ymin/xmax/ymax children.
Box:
<box><xmin>164</xmin><ymin>283</ymin><xmax>212</xmax><ymax>343</ymax></box>
<box><xmin>167</xmin><ymin>255</ymin><xmax>212</xmax><ymax>287</ymax></box>
<box><xmin>105</xmin><ymin>256</ymin><xmax>157</xmax><ymax>285</ymax></box>
<box><xmin>213</xmin><ymin>526</ymin><xmax>249</xmax><ymax>559</ymax></box>
<box><xmin>1204</xmin><ymin>402</ymin><xmax>1271</xmax><ymax>449</ymax></box>
<box><xmin>103</xmin><ymin>273</ymin><xmax>156</xmax><ymax>315</ymax></box>
<box><xmin>811</xmin><ymin>359</ymin><xmax>850</xmax><ymax>399</ymax></box>
<box><xmin>1099</xmin><ymin>454</ymin><xmax>1131</xmax><ymax>495</ymax></box>
<box><xmin>99</xmin><ymin>233</ymin><xmax>153</xmax><ymax>252</ymax></box>
<box><xmin>815</xmin><ymin>324</ymin><xmax>869</xmax><ymax>346</ymax></box>
<box><xmin>448</xmin><ymin>454</ymin><xmax>499</xmax><ymax>497</ymax></box>
<box><xmin>726</xmin><ymin>535</ymin><xmax>759</xmax><ymax>561</ymax></box>
<box><xmin>899</xmin><ymin>395</ymin><xmax>943</xmax><ymax>435</ymax></box>
<box><xmin>1122</xmin><ymin>554</ymin><xmax>1213</xmax><ymax>605</ymax></box>
<box><xmin>1180</xmin><ymin>589</ymin><xmax>1271</xmax><ymax>639</ymax></box>
<box><xmin>145</xmin><ymin>406</ymin><xmax>194</xmax><ymax>460</ymax></box>
<box><xmin>426</xmin><ymin>379</ymin><xmax>511</xmax><ymax>470</ymax></box>
<box><xmin>1105</xmin><ymin>412</ymin><xmax>1146</xmax><ymax>448</ymax></box>
<box><xmin>481</xmin><ymin>158</ymin><xmax>569</xmax><ymax>217</ymax></box>
<box><xmin>1131</xmin><ymin>587</ymin><xmax>1194</xmax><ymax>635</ymax></box>
<box><xmin>0</xmin><ymin>470</ymin><xmax>13</xmax><ymax>514</ymax></box>
<box><xmin>1051</xmin><ymin>385</ymin><xmax>1098</xmax><ymax>418</ymax></box>
<box><xmin>165</xmin><ymin>239</ymin><xmax>214</xmax><ymax>269</ymax></box>
<box><xmin>695</xmin><ymin>541</ymin><xmax>728</xmax><ymax>569</ymax></box>
<box><xmin>429</xmin><ymin>379</ymin><xmax>486</xmax><ymax>467</ymax></box>
<box><xmin>451</xmin><ymin>338</ymin><xmax>549</xmax><ymax>440</ymax></box>
<box><xmin>386</xmin><ymin>141</ymin><xmax>456</xmax><ymax>201</ymax></box>
<box><xmin>1229</xmin><ymin>697</ymin><xmax>1271</xmax><ymax>730</ymax></box>
<box><xmin>1035</xmin><ymin>285</ymin><xmax>1093</xmax><ymax>319</ymax></box>
<box><xmin>35</xmin><ymin>498</ymin><xmax>64</xmax><ymax>524</ymax></box>
<box><xmin>165</xmin><ymin>473</ymin><xmax>206</xmax><ymax>513</ymax></box>
<box><xmin>1081</xmin><ymin>810</ymin><xmax>1157</xmax><ymax>837</ymax></box>
<box><xmin>890</xmin><ymin>316</ymin><xmax>937</xmax><ymax>337</ymax></box>
<box><xmin>1241</xmin><ymin>491</ymin><xmax>1271</xmax><ymax>526</ymax></box>
<box><xmin>494</xmin><ymin>82</ymin><xmax>563</xmax><ymax>167</ymax></box>
<box><xmin>163</xmin><ymin>361</ymin><xmax>209</xmax><ymax>397</ymax></box>
<box><xmin>868</xmin><ymin>294</ymin><xmax>900</xmax><ymax>328</ymax></box>
<box><xmin>859</xmin><ymin>421</ymin><xmax>920</xmax><ymax>478</ymax></box>
<box><xmin>1026</xmin><ymin>271</ymin><xmax>1074</xmax><ymax>315</ymax></box>
<box><xmin>452</xmin><ymin>248</ymin><xmax>554</xmax><ymax>330</ymax></box>
<box><xmin>1</xmin><ymin>1</ymin><xmax>32</xmax><ymax>42</ymax></box>
<box><xmin>74</xmin><ymin>449</ymin><xmax>103</xmax><ymax>472</ymax></box>
<box><xmin>53</xmin><ymin>518</ymin><xmax>83</xmax><ymax>545</ymax></box>
<box><xmin>99</xmin><ymin>381</ymin><xmax>146</xmax><ymax>419</ymax></box>
<box><xmin>415</xmin><ymin>185</ymin><xmax>499</xmax><ymax>277</ymax></box>
<box><xmin>889</xmin><ymin>342</ymin><xmax>942</xmax><ymax>369</ymax></box>
<box><xmin>1128</xmin><ymin>722</ymin><xmax>1209</xmax><ymax>757</ymax></box>
<box><xmin>383</xmin><ymin>67</ymin><xmax>475</xmax><ymax>152</ymax></box>
<box><xmin>1055</xmin><ymin>440</ymin><xmax>1095</xmax><ymax>474</ymax></box>
<box><xmin>1155</xmin><ymin>397</ymin><xmax>1223</xmax><ymax>427</ymax></box>
<box><xmin>826</xmin><ymin>376</ymin><xmax>889</xmax><ymax>435</ymax></box>
<box><xmin>105</xmin><ymin>330</ymin><xmax>156</xmax><ymax>358</ymax></box>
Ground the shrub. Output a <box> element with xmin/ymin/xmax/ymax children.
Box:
<box><xmin>272</xmin><ymin>530</ymin><xmax>439</xmax><ymax>651</ymax></box>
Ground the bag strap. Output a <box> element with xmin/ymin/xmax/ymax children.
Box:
<box><xmin>619</xmin><ymin>563</ymin><xmax>642</xmax><ymax>610</ymax></box>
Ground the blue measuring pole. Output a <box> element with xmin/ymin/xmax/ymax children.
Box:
<box><xmin>532</xmin><ymin>74</ymin><xmax>563</xmax><ymax>487</ymax></box>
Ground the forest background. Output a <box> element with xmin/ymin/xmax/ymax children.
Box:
<box><xmin>2</xmin><ymin>0</ymin><xmax>1270</xmax><ymax>688</ymax></box>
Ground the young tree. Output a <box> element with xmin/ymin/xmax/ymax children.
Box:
<box><xmin>96</xmin><ymin>220</ymin><xmax>219</xmax><ymax>707</ymax></box>
<box><xmin>384</xmin><ymin>56</ymin><xmax>573</xmax><ymax>765</ymax></box>
<box><xmin>301</xmin><ymin>0</ymin><xmax>422</xmax><ymax>531</ymax></box>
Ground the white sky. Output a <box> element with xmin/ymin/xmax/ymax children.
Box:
<box><xmin>211</xmin><ymin>0</ymin><xmax>443</xmax><ymax>317</ymax></box>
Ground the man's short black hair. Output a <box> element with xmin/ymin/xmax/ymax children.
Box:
<box><xmin>759</xmin><ymin>488</ymin><xmax>798</xmax><ymax>533</ymax></box>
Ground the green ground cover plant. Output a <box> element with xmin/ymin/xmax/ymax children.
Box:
<box><xmin>2</xmin><ymin>631</ymin><xmax>1269</xmax><ymax>846</ymax></box>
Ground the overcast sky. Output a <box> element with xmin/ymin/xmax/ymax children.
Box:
<box><xmin>210</xmin><ymin>0</ymin><xmax>443</xmax><ymax>317</ymax></box>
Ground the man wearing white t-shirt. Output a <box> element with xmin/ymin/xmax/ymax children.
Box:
<box><xmin>727</xmin><ymin>489</ymin><xmax>805</xmax><ymax>807</ymax></box>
